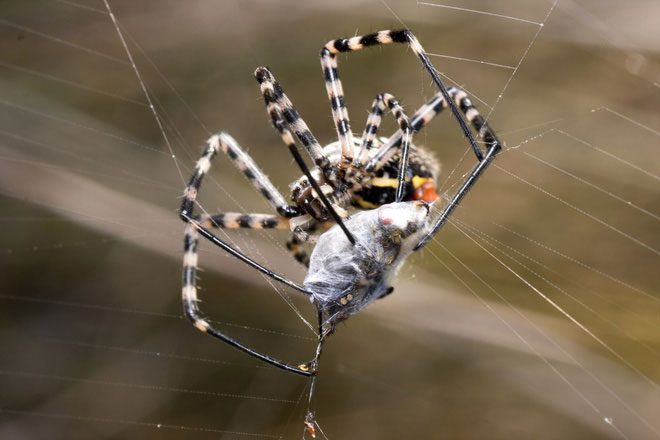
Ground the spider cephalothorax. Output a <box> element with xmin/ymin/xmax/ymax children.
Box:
<box><xmin>288</xmin><ymin>137</ymin><xmax>439</xmax><ymax>225</ymax></box>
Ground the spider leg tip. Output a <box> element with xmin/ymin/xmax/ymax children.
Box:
<box><xmin>304</xmin><ymin>412</ymin><xmax>316</xmax><ymax>438</ymax></box>
<box><xmin>254</xmin><ymin>66</ymin><xmax>272</xmax><ymax>82</ymax></box>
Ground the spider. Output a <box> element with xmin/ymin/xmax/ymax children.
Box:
<box><xmin>179</xmin><ymin>29</ymin><xmax>501</xmax><ymax>378</ymax></box>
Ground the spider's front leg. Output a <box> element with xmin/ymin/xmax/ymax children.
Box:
<box><xmin>354</xmin><ymin>93</ymin><xmax>414</xmax><ymax>202</ymax></box>
<box><xmin>255</xmin><ymin>67</ymin><xmax>356</xmax><ymax>244</ymax></box>
<box><xmin>411</xmin><ymin>88</ymin><xmax>503</xmax><ymax>250</ymax></box>
<box><xmin>254</xmin><ymin>67</ymin><xmax>336</xmax><ymax>184</ymax></box>
<box><xmin>320</xmin><ymin>29</ymin><xmax>483</xmax><ymax>164</ymax></box>
<box><xmin>371</xmin><ymin>87</ymin><xmax>502</xmax><ymax>170</ymax></box>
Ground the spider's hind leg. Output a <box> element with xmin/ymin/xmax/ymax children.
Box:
<box><xmin>179</xmin><ymin>132</ymin><xmax>317</xmax><ymax>376</ymax></box>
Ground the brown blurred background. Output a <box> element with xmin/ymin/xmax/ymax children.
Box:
<box><xmin>0</xmin><ymin>0</ymin><xmax>659</xmax><ymax>439</ymax></box>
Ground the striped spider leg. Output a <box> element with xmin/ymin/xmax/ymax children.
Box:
<box><xmin>367</xmin><ymin>87</ymin><xmax>501</xmax><ymax>170</ymax></box>
<box><xmin>352</xmin><ymin>86</ymin><xmax>501</xmax><ymax>213</ymax></box>
<box><xmin>180</xmin><ymin>133</ymin><xmax>320</xmax><ymax>376</ymax></box>
<box><xmin>360</xmin><ymin>85</ymin><xmax>502</xmax><ymax>250</ymax></box>
<box><xmin>321</xmin><ymin>29</ymin><xmax>484</xmax><ymax>169</ymax></box>
<box><xmin>359</xmin><ymin>93</ymin><xmax>414</xmax><ymax>202</ymax></box>
<box><xmin>320</xmin><ymin>29</ymin><xmax>501</xmax><ymax>221</ymax></box>
<box><xmin>413</xmin><ymin>87</ymin><xmax>502</xmax><ymax>249</ymax></box>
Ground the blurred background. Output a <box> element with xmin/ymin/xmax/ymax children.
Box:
<box><xmin>0</xmin><ymin>0</ymin><xmax>659</xmax><ymax>438</ymax></box>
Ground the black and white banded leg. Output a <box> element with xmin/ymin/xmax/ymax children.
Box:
<box><xmin>194</xmin><ymin>212</ymin><xmax>290</xmax><ymax>230</ymax></box>
<box><xmin>321</xmin><ymin>29</ymin><xmax>483</xmax><ymax>164</ymax></box>
<box><xmin>357</xmin><ymin>93</ymin><xmax>413</xmax><ymax>162</ymax></box>
<box><xmin>358</xmin><ymin>90</ymin><xmax>449</xmax><ymax>181</ymax></box>
<box><xmin>255</xmin><ymin>66</ymin><xmax>356</xmax><ymax>244</ymax></box>
<box><xmin>366</xmin><ymin>87</ymin><xmax>501</xmax><ymax>171</ymax></box>
<box><xmin>180</xmin><ymin>134</ymin><xmax>319</xmax><ymax>376</ymax></box>
<box><xmin>181</xmin><ymin>132</ymin><xmax>300</xmax><ymax>220</ymax></box>
<box><xmin>450</xmin><ymin>87</ymin><xmax>500</xmax><ymax>151</ymax></box>
<box><xmin>360</xmin><ymin>90</ymin><xmax>450</xmax><ymax>157</ymax></box>
<box><xmin>414</xmin><ymin>88</ymin><xmax>503</xmax><ymax>249</ymax></box>
<box><xmin>355</xmin><ymin>93</ymin><xmax>414</xmax><ymax>202</ymax></box>
<box><xmin>358</xmin><ymin>94</ymin><xmax>387</xmax><ymax>156</ymax></box>
<box><xmin>255</xmin><ymin>67</ymin><xmax>335</xmax><ymax>183</ymax></box>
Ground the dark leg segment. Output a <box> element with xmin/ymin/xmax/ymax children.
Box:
<box><xmin>182</xmin><ymin>223</ymin><xmax>313</xmax><ymax>376</ymax></box>
<box><xmin>411</xmin><ymin>88</ymin><xmax>503</xmax><ymax>249</ymax></box>
<box><xmin>287</xmin><ymin>233</ymin><xmax>311</xmax><ymax>267</ymax></box>
<box><xmin>255</xmin><ymin>68</ymin><xmax>356</xmax><ymax>245</ymax></box>
<box><xmin>195</xmin><ymin>212</ymin><xmax>289</xmax><ymax>230</ymax></box>
<box><xmin>414</xmin><ymin>119</ymin><xmax>502</xmax><ymax>249</ymax></box>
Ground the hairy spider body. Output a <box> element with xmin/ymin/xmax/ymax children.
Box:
<box><xmin>288</xmin><ymin>137</ymin><xmax>439</xmax><ymax>232</ymax></box>
<box><xmin>352</xmin><ymin>144</ymin><xmax>439</xmax><ymax>209</ymax></box>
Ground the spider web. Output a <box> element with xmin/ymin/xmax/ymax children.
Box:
<box><xmin>0</xmin><ymin>0</ymin><xmax>659</xmax><ymax>439</ymax></box>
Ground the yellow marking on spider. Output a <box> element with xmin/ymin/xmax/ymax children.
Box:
<box><xmin>353</xmin><ymin>196</ymin><xmax>379</xmax><ymax>209</ymax></box>
<box><xmin>370</xmin><ymin>176</ymin><xmax>431</xmax><ymax>190</ymax></box>
<box><xmin>370</xmin><ymin>177</ymin><xmax>399</xmax><ymax>188</ymax></box>
<box><xmin>412</xmin><ymin>176</ymin><xmax>431</xmax><ymax>189</ymax></box>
